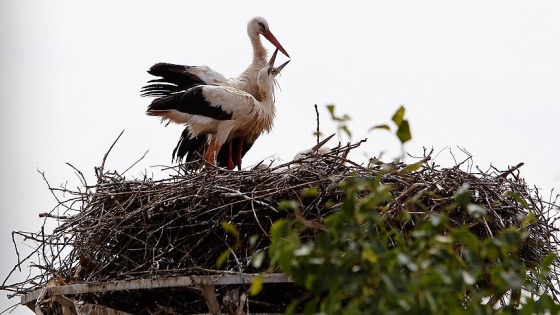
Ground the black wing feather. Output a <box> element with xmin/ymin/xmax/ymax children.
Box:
<box><xmin>172</xmin><ymin>126</ymin><xmax>207</xmax><ymax>163</ymax></box>
<box><xmin>147</xmin><ymin>87</ymin><xmax>233</xmax><ymax>121</ymax></box>
<box><xmin>141</xmin><ymin>63</ymin><xmax>207</xmax><ymax>98</ymax></box>
<box><xmin>173</xmin><ymin>126</ymin><xmax>256</xmax><ymax>170</ymax></box>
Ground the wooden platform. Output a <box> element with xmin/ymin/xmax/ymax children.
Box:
<box><xmin>22</xmin><ymin>273</ymin><xmax>293</xmax><ymax>314</ymax></box>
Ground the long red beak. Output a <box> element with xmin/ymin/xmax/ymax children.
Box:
<box><xmin>262</xmin><ymin>30</ymin><xmax>290</xmax><ymax>58</ymax></box>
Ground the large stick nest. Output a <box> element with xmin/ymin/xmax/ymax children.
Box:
<box><xmin>3</xmin><ymin>140</ymin><xmax>559</xmax><ymax>312</ymax></box>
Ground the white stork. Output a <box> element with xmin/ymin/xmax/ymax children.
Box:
<box><xmin>146</xmin><ymin>49</ymin><xmax>289</xmax><ymax>167</ymax></box>
<box><xmin>252</xmin><ymin>134</ymin><xmax>336</xmax><ymax>171</ymax></box>
<box><xmin>141</xmin><ymin>17</ymin><xmax>290</xmax><ymax>169</ymax></box>
<box><xmin>292</xmin><ymin>134</ymin><xmax>335</xmax><ymax>161</ymax></box>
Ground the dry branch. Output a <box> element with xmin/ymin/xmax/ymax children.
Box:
<box><xmin>2</xmin><ymin>140</ymin><xmax>559</xmax><ymax>313</ymax></box>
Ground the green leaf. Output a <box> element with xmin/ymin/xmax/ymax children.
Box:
<box><xmin>499</xmin><ymin>228</ymin><xmax>525</xmax><ymax>247</ymax></box>
<box><xmin>326</xmin><ymin>104</ymin><xmax>335</xmax><ymax>117</ymax></box>
<box><xmin>269</xmin><ymin>219</ymin><xmax>298</xmax><ymax>268</ymax></box>
<box><xmin>294</xmin><ymin>243</ymin><xmax>314</xmax><ymax>257</ymax></box>
<box><xmin>467</xmin><ymin>204</ymin><xmax>488</xmax><ymax>218</ymax></box>
<box><xmin>501</xmin><ymin>271</ymin><xmax>522</xmax><ymax>290</ymax></box>
<box><xmin>397</xmin><ymin>253</ymin><xmax>418</xmax><ymax>271</ymax></box>
<box><xmin>392</xmin><ymin>106</ymin><xmax>405</xmax><ymax>126</ymax></box>
<box><xmin>341</xmin><ymin>125</ymin><xmax>352</xmax><ymax>138</ymax></box>
<box><xmin>436</xmin><ymin>268</ymin><xmax>452</xmax><ymax>285</ymax></box>
<box><xmin>520</xmin><ymin>212</ymin><xmax>536</xmax><ymax>227</ymax></box>
<box><xmin>252</xmin><ymin>251</ymin><xmax>265</xmax><ymax>268</ymax></box>
<box><xmin>396</xmin><ymin>120</ymin><xmax>412</xmax><ymax>144</ymax></box>
<box><xmin>462</xmin><ymin>248</ymin><xmax>482</xmax><ymax>268</ymax></box>
<box><xmin>399</xmin><ymin>160</ymin><xmax>423</xmax><ymax>175</ymax></box>
<box><xmin>301</xmin><ymin>187</ymin><xmax>319</xmax><ymax>198</ymax></box>
<box><xmin>397</xmin><ymin>253</ymin><xmax>410</xmax><ymax>265</ymax></box>
<box><xmin>361</xmin><ymin>248</ymin><xmax>378</xmax><ymax>263</ymax></box>
<box><xmin>308</xmin><ymin>257</ymin><xmax>325</xmax><ymax>265</ymax></box>
<box><xmin>368</xmin><ymin>124</ymin><xmax>391</xmax><ymax>132</ymax></box>
<box><xmin>278</xmin><ymin>200</ymin><xmax>299</xmax><ymax>211</ymax></box>
<box><xmin>249</xmin><ymin>234</ymin><xmax>259</xmax><ymax>247</ymax></box>
<box><xmin>380</xmin><ymin>273</ymin><xmax>397</xmax><ymax>294</ymax></box>
<box><xmin>506</xmin><ymin>191</ymin><xmax>529</xmax><ymax>209</ymax></box>
<box><xmin>303</xmin><ymin>300</ymin><xmax>317</xmax><ymax>314</ymax></box>
<box><xmin>221</xmin><ymin>222</ymin><xmax>239</xmax><ymax>238</ymax></box>
<box><xmin>285</xmin><ymin>300</ymin><xmax>301</xmax><ymax>315</ymax></box>
<box><xmin>434</xmin><ymin>235</ymin><xmax>453</xmax><ymax>244</ymax></box>
<box><xmin>429</xmin><ymin>214</ymin><xmax>444</xmax><ymax>227</ymax></box>
<box><xmin>425</xmin><ymin>292</ymin><xmax>438</xmax><ymax>313</ymax></box>
<box><xmin>216</xmin><ymin>248</ymin><xmax>231</xmax><ymax>268</ymax></box>
<box><xmin>542</xmin><ymin>252</ymin><xmax>557</xmax><ymax>270</ymax></box>
<box><xmin>462</xmin><ymin>271</ymin><xmax>476</xmax><ymax>285</ymax></box>
<box><xmin>451</xmin><ymin>228</ymin><xmax>481</xmax><ymax>250</ymax></box>
<box><xmin>455</xmin><ymin>184</ymin><xmax>471</xmax><ymax>207</ymax></box>
<box><xmin>249</xmin><ymin>273</ymin><xmax>264</xmax><ymax>296</ymax></box>
<box><xmin>270</xmin><ymin>219</ymin><xmax>292</xmax><ymax>239</ymax></box>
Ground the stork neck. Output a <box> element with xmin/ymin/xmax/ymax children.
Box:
<box><xmin>249</xmin><ymin>32</ymin><xmax>268</xmax><ymax>66</ymax></box>
<box><xmin>258</xmin><ymin>78</ymin><xmax>275</xmax><ymax>104</ymax></box>
<box><xmin>233</xmin><ymin>33</ymin><xmax>268</xmax><ymax>99</ymax></box>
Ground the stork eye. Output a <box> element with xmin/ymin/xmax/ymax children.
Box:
<box><xmin>257</xmin><ymin>21</ymin><xmax>266</xmax><ymax>30</ymax></box>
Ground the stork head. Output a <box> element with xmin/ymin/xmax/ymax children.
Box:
<box><xmin>248</xmin><ymin>16</ymin><xmax>290</xmax><ymax>58</ymax></box>
<box><xmin>256</xmin><ymin>49</ymin><xmax>290</xmax><ymax>102</ymax></box>
<box><xmin>268</xmin><ymin>49</ymin><xmax>291</xmax><ymax>77</ymax></box>
<box><xmin>271</xmin><ymin>59</ymin><xmax>290</xmax><ymax>77</ymax></box>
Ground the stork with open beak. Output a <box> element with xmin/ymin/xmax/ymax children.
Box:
<box><xmin>146</xmin><ymin>49</ymin><xmax>289</xmax><ymax>167</ymax></box>
<box><xmin>217</xmin><ymin>56</ymin><xmax>290</xmax><ymax>169</ymax></box>
<box><xmin>167</xmin><ymin>59</ymin><xmax>289</xmax><ymax>170</ymax></box>
<box><xmin>141</xmin><ymin>17</ymin><xmax>290</xmax><ymax>169</ymax></box>
<box><xmin>292</xmin><ymin>134</ymin><xmax>335</xmax><ymax>161</ymax></box>
<box><xmin>142</xmin><ymin>17</ymin><xmax>289</xmax><ymax>98</ymax></box>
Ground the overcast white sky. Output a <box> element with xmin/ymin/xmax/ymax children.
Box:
<box><xmin>2</xmin><ymin>1</ymin><xmax>560</xmax><ymax>313</ymax></box>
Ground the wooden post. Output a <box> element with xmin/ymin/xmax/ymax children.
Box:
<box><xmin>200</xmin><ymin>284</ymin><xmax>221</xmax><ymax>315</ymax></box>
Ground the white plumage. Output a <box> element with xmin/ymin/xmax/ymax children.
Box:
<box><xmin>142</xmin><ymin>16</ymin><xmax>290</xmax><ymax>169</ymax></box>
<box><xmin>187</xmin><ymin>66</ymin><xmax>228</xmax><ymax>85</ymax></box>
<box><xmin>147</xmin><ymin>50</ymin><xmax>288</xmax><ymax>167</ymax></box>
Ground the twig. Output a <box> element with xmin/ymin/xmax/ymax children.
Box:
<box><xmin>499</xmin><ymin>162</ymin><xmax>525</xmax><ymax>178</ymax></box>
<box><xmin>3</xmin><ymin>138</ymin><xmax>558</xmax><ymax>314</ymax></box>
<box><xmin>66</xmin><ymin>162</ymin><xmax>88</xmax><ymax>187</ymax></box>
<box><xmin>314</xmin><ymin>104</ymin><xmax>320</xmax><ymax>146</ymax></box>
<box><xmin>38</xmin><ymin>213</ymin><xmax>70</xmax><ymax>220</ymax></box>
<box><xmin>96</xmin><ymin>129</ymin><xmax>125</xmax><ymax>182</ymax></box>
<box><xmin>123</xmin><ymin>149</ymin><xmax>149</xmax><ymax>175</ymax></box>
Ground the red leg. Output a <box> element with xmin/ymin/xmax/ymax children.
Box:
<box><xmin>213</xmin><ymin>143</ymin><xmax>223</xmax><ymax>166</ymax></box>
<box><xmin>235</xmin><ymin>139</ymin><xmax>243</xmax><ymax>170</ymax></box>
<box><xmin>204</xmin><ymin>138</ymin><xmax>217</xmax><ymax>166</ymax></box>
<box><xmin>227</xmin><ymin>141</ymin><xmax>234</xmax><ymax>170</ymax></box>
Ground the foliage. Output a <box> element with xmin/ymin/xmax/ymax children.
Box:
<box><xmin>326</xmin><ymin>104</ymin><xmax>352</xmax><ymax>140</ymax></box>
<box><xmin>369</xmin><ymin>105</ymin><xmax>412</xmax><ymax>143</ymax></box>
<box><xmin>260</xmin><ymin>105</ymin><xmax>558</xmax><ymax>313</ymax></box>
<box><xmin>326</xmin><ymin>104</ymin><xmax>413</xmax><ymax>149</ymax></box>
<box><xmin>266</xmin><ymin>173</ymin><xmax>559</xmax><ymax>314</ymax></box>
<box><xmin>369</xmin><ymin>105</ymin><xmax>412</xmax><ymax>160</ymax></box>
